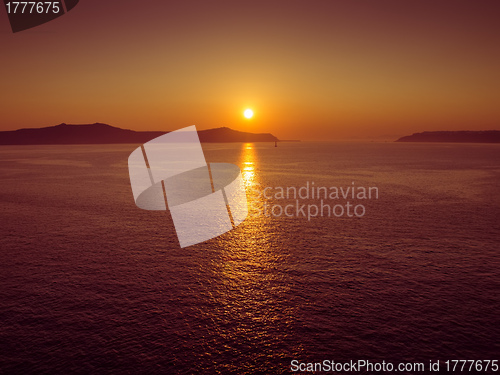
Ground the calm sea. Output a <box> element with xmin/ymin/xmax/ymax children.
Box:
<box><xmin>0</xmin><ymin>142</ymin><xmax>499</xmax><ymax>374</ymax></box>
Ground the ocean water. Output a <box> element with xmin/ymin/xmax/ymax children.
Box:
<box><xmin>0</xmin><ymin>142</ymin><xmax>499</xmax><ymax>374</ymax></box>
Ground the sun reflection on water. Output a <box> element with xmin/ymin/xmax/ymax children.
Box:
<box><xmin>189</xmin><ymin>143</ymin><xmax>303</xmax><ymax>370</ymax></box>
<box><xmin>240</xmin><ymin>143</ymin><xmax>256</xmax><ymax>187</ymax></box>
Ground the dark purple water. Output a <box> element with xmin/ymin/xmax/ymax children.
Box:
<box><xmin>0</xmin><ymin>143</ymin><xmax>499</xmax><ymax>374</ymax></box>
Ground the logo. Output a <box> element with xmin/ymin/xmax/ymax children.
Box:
<box><xmin>128</xmin><ymin>125</ymin><xmax>248</xmax><ymax>248</ymax></box>
<box><xmin>3</xmin><ymin>0</ymin><xmax>79</xmax><ymax>33</ymax></box>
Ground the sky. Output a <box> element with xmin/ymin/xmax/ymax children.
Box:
<box><xmin>1</xmin><ymin>0</ymin><xmax>499</xmax><ymax>140</ymax></box>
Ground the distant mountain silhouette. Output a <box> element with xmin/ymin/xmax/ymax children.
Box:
<box><xmin>396</xmin><ymin>131</ymin><xmax>500</xmax><ymax>143</ymax></box>
<box><xmin>198</xmin><ymin>126</ymin><xmax>278</xmax><ymax>143</ymax></box>
<box><xmin>0</xmin><ymin>123</ymin><xmax>279</xmax><ymax>145</ymax></box>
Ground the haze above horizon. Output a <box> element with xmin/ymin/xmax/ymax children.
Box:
<box><xmin>1</xmin><ymin>0</ymin><xmax>499</xmax><ymax>140</ymax></box>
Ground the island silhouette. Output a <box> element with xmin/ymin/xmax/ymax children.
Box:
<box><xmin>0</xmin><ymin>123</ymin><xmax>279</xmax><ymax>145</ymax></box>
<box><xmin>396</xmin><ymin>131</ymin><xmax>500</xmax><ymax>143</ymax></box>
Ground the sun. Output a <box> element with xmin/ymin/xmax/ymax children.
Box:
<box><xmin>243</xmin><ymin>109</ymin><xmax>254</xmax><ymax>119</ymax></box>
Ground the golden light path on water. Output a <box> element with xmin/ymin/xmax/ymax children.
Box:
<box><xmin>203</xmin><ymin>143</ymin><xmax>301</xmax><ymax>370</ymax></box>
<box><xmin>238</xmin><ymin>143</ymin><xmax>264</xmax><ymax>218</ymax></box>
<box><xmin>241</xmin><ymin>143</ymin><xmax>256</xmax><ymax>186</ymax></box>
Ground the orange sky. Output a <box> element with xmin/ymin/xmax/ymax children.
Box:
<box><xmin>1</xmin><ymin>0</ymin><xmax>499</xmax><ymax>140</ymax></box>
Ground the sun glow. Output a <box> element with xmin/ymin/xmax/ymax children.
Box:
<box><xmin>243</xmin><ymin>109</ymin><xmax>254</xmax><ymax>119</ymax></box>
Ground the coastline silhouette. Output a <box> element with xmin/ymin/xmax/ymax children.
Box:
<box><xmin>396</xmin><ymin>130</ymin><xmax>500</xmax><ymax>143</ymax></box>
<box><xmin>0</xmin><ymin>123</ymin><xmax>279</xmax><ymax>145</ymax></box>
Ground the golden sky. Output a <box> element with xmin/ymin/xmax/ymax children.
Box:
<box><xmin>1</xmin><ymin>0</ymin><xmax>499</xmax><ymax>140</ymax></box>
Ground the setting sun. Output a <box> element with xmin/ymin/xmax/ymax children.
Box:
<box><xmin>243</xmin><ymin>109</ymin><xmax>254</xmax><ymax>119</ymax></box>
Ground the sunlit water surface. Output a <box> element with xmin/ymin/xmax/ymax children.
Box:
<box><xmin>0</xmin><ymin>142</ymin><xmax>499</xmax><ymax>374</ymax></box>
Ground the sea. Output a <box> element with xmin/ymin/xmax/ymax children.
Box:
<box><xmin>0</xmin><ymin>142</ymin><xmax>499</xmax><ymax>374</ymax></box>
